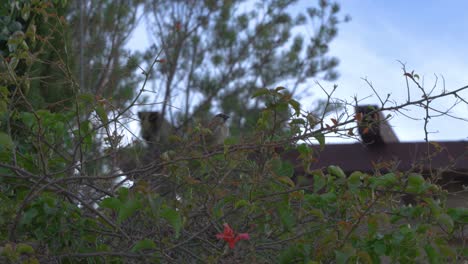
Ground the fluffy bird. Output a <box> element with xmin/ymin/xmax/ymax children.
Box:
<box><xmin>203</xmin><ymin>113</ymin><xmax>230</xmax><ymax>145</ymax></box>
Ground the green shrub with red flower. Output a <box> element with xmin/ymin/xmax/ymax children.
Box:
<box><xmin>1</xmin><ymin>51</ymin><xmax>468</xmax><ymax>263</ymax></box>
<box><xmin>0</xmin><ymin>1</ymin><xmax>467</xmax><ymax>263</ymax></box>
<box><xmin>77</xmin><ymin>86</ymin><xmax>465</xmax><ymax>263</ymax></box>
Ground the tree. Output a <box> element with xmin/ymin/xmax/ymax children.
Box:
<box><xmin>0</xmin><ymin>0</ymin><xmax>145</xmax><ymax>213</ymax></box>
<box><xmin>1</xmin><ymin>0</ymin><xmax>144</xmax><ymax>110</ymax></box>
<box><xmin>142</xmin><ymin>0</ymin><xmax>348</xmax><ymax>137</ymax></box>
<box><xmin>67</xmin><ymin>0</ymin><xmax>144</xmax><ymax>105</ymax></box>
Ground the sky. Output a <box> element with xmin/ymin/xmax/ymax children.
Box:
<box><xmin>126</xmin><ymin>1</ymin><xmax>468</xmax><ymax>143</ymax></box>
<box><xmin>313</xmin><ymin>0</ymin><xmax>468</xmax><ymax>142</ymax></box>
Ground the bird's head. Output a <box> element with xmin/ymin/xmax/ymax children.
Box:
<box><xmin>215</xmin><ymin>113</ymin><xmax>230</xmax><ymax>122</ymax></box>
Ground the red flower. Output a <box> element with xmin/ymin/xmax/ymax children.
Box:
<box><xmin>216</xmin><ymin>223</ymin><xmax>250</xmax><ymax>249</ymax></box>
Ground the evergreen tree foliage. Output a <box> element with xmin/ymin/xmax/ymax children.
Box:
<box><xmin>143</xmin><ymin>0</ymin><xmax>349</xmax><ymax>136</ymax></box>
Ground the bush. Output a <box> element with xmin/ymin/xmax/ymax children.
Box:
<box><xmin>0</xmin><ymin>1</ymin><xmax>467</xmax><ymax>263</ymax></box>
<box><xmin>1</xmin><ymin>84</ymin><xmax>467</xmax><ymax>263</ymax></box>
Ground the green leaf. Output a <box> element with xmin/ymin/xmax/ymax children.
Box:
<box><xmin>116</xmin><ymin>187</ymin><xmax>130</xmax><ymax>200</ymax></box>
<box><xmin>424</xmin><ymin>244</ymin><xmax>439</xmax><ymax>264</ymax></box>
<box><xmin>275</xmin><ymin>86</ymin><xmax>286</xmax><ymax>92</ymax></box>
<box><xmin>95</xmin><ymin>105</ymin><xmax>108</xmax><ymax>124</ymax></box>
<box><xmin>223</xmin><ymin>136</ymin><xmax>237</xmax><ymax>145</ymax></box>
<box><xmin>372</xmin><ymin>239</ymin><xmax>386</xmax><ymax>255</ymax></box>
<box><xmin>161</xmin><ymin>208</ymin><xmax>182</xmax><ymax>238</ymax></box>
<box><xmin>289</xmin><ymin>118</ymin><xmax>305</xmax><ymax>126</ymax></box>
<box><xmin>0</xmin><ymin>132</ymin><xmax>14</xmax><ymax>150</ymax></box>
<box><xmin>118</xmin><ymin>199</ymin><xmax>142</xmax><ymax>222</ymax></box>
<box><xmin>234</xmin><ymin>199</ymin><xmax>249</xmax><ymax>209</ymax></box>
<box><xmin>213</xmin><ymin>196</ymin><xmax>231</xmax><ymax>218</ymax></box>
<box><xmin>279</xmin><ymin>245</ymin><xmax>304</xmax><ymax>264</ymax></box>
<box><xmin>447</xmin><ymin>207</ymin><xmax>468</xmax><ymax>224</ymax></box>
<box><xmin>131</xmin><ymin>239</ymin><xmax>156</xmax><ymax>252</ymax></box>
<box><xmin>320</xmin><ymin>192</ymin><xmax>337</xmax><ymax>204</ymax></box>
<box><xmin>16</xmin><ymin>243</ymin><xmax>34</xmax><ymax>254</ymax></box>
<box><xmin>20</xmin><ymin>208</ymin><xmax>38</xmax><ymax>226</ymax></box>
<box><xmin>370</xmin><ymin>173</ymin><xmax>397</xmax><ymax>188</ymax></box>
<box><xmin>223</xmin><ymin>137</ymin><xmax>237</xmax><ymax>155</ymax></box>
<box><xmin>296</xmin><ymin>143</ymin><xmax>311</xmax><ymax>157</ymax></box>
<box><xmin>334</xmin><ymin>250</ymin><xmax>351</xmax><ymax>264</ymax></box>
<box><xmin>356</xmin><ymin>251</ymin><xmax>373</xmax><ymax>264</ymax></box>
<box><xmin>313</xmin><ymin>173</ymin><xmax>326</xmax><ymax>193</ymax></box>
<box><xmin>100</xmin><ymin>197</ymin><xmax>122</xmax><ymax>211</ymax></box>
<box><xmin>313</xmin><ymin>132</ymin><xmax>325</xmax><ymax>149</ymax></box>
<box><xmin>148</xmin><ymin>196</ymin><xmax>162</xmax><ymax>217</ymax></box>
<box><xmin>328</xmin><ymin>165</ymin><xmax>345</xmax><ymax>179</ymax></box>
<box><xmin>20</xmin><ymin>112</ymin><xmax>35</xmax><ymax>129</ymax></box>
<box><xmin>462</xmin><ymin>247</ymin><xmax>468</xmax><ymax>258</ymax></box>
<box><xmin>278</xmin><ymin>204</ymin><xmax>295</xmax><ymax>231</ymax></box>
<box><xmin>288</xmin><ymin>99</ymin><xmax>301</xmax><ymax>116</ymax></box>
<box><xmin>307</xmin><ymin>208</ymin><xmax>324</xmax><ymax>220</ymax></box>
<box><xmin>0</xmin><ymin>86</ymin><xmax>10</xmax><ymax>109</ymax></box>
<box><xmin>251</xmin><ymin>88</ymin><xmax>270</xmax><ymax>98</ymax></box>
<box><xmin>435</xmin><ymin>239</ymin><xmax>456</xmax><ymax>259</ymax></box>
<box><xmin>405</xmin><ymin>174</ymin><xmax>426</xmax><ymax>194</ymax></box>
<box><xmin>347</xmin><ymin>171</ymin><xmax>363</xmax><ymax>193</ymax></box>
<box><xmin>9</xmin><ymin>56</ymin><xmax>19</xmax><ymax>69</ymax></box>
<box><xmin>78</xmin><ymin>93</ymin><xmax>94</xmax><ymax>104</ymax></box>
<box><xmin>380</xmin><ymin>173</ymin><xmax>397</xmax><ymax>186</ymax></box>
<box><xmin>277</xmin><ymin>176</ymin><xmax>295</xmax><ymax>187</ymax></box>
<box><xmin>424</xmin><ymin>197</ymin><xmax>442</xmax><ymax>217</ymax></box>
<box><xmin>272</xmin><ymin>160</ymin><xmax>294</xmax><ymax>178</ymax></box>
<box><xmin>437</xmin><ymin>213</ymin><xmax>454</xmax><ymax>233</ymax></box>
<box><xmin>275</xmin><ymin>101</ymin><xmax>289</xmax><ymax>112</ymax></box>
<box><xmin>367</xmin><ymin>215</ymin><xmax>378</xmax><ymax>235</ymax></box>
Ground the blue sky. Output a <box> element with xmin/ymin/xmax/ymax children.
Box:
<box><xmin>127</xmin><ymin>1</ymin><xmax>468</xmax><ymax>142</ymax></box>
<box><xmin>310</xmin><ymin>0</ymin><xmax>468</xmax><ymax>142</ymax></box>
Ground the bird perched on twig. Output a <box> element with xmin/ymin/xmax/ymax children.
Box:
<box><xmin>201</xmin><ymin>113</ymin><xmax>230</xmax><ymax>146</ymax></box>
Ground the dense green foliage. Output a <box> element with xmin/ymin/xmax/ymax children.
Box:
<box><xmin>0</xmin><ymin>0</ymin><xmax>467</xmax><ymax>263</ymax></box>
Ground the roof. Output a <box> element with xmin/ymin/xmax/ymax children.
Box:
<box><xmin>284</xmin><ymin>141</ymin><xmax>467</xmax><ymax>178</ymax></box>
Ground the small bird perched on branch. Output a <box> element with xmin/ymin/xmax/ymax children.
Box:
<box><xmin>202</xmin><ymin>113</ymin><xmax>230</xmax><ymax>146</ymax></box>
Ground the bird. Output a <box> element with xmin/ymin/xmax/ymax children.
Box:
<box><xmin>202</xmin><ymin>113</ymin><xmax>230</xmax><ymax>146</ymax></box>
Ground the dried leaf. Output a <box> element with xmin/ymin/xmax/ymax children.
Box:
<box><xmin>331</xmin><ymin>118</ymin><xmax>338</xmax><ymax>126</ymax></box>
